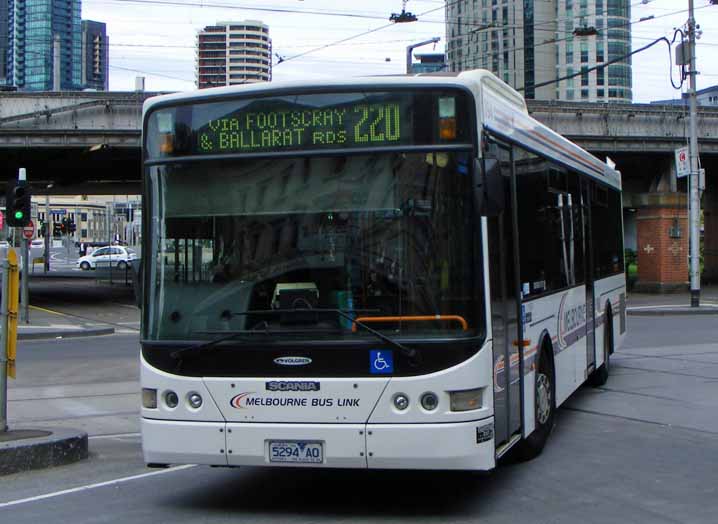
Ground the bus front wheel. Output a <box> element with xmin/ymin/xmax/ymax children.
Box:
<box><xmin>515</xmin><ymin>345</ymin><xmax>555</xmax><ymax>460</ymax></box>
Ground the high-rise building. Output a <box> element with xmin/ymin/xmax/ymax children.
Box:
<box><xmin>81</xmin><ymin>20</ymin><xmax>108</xmax><ymax>90</ymax></box>
<box><xmin>196</xmin><ymin>20</ymin><xmax>271</xmax><ymax>89</ymax></box>
<box><xmin>0</xmin><ymin>1</ymin><xmax>9</xmax><ymax>85</ymax></box>
<box><xmin>5</xmin><ymin>0</ymin><xmax>83</xmax><ymax>90</ymax></box>
<box><xmin>445</xmin><ymin>0</ymin><xmax>632</xmax><ymax>103</ymax></box>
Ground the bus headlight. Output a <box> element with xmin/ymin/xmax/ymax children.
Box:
<box><xmin>164</xmin><ymin>390</ymin><xmax>179</xmax><ymax>409</ymax></box>
<box><xmin>449</xmin><ymin>388</ymin><xmax>483</xmax><ymax>412</ymax></box>
<box><xmin>393</xmin><ymin>393</ymin><xmax>409</xmax><ymax>411</ymax></box>
<box><xmin>188</xmin><ymin>393</ymin><xmax>203</xmax><ymax>409</ymax></box>
<box><xmin>420</xmin><ymin>392</ymin><xmax>439</xmax><ymax>411</ymax></box>
<box><xmin>142</xmin><ymin>388</ymin><xmax>157</xmax><ymax>409</ymax></box>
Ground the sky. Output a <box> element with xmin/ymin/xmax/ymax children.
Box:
<box><xmin>80</xmin><ymin>0</ymin><xmax>718</xmax><ymax>103</ymax></box>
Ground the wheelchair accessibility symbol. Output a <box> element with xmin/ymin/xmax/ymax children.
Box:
<box><xmin>370</xmin><ymin>350</ymin><xmax>394</xmax><ymax>374</ymax></box>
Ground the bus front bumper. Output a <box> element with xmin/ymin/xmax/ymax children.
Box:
<box><xmin>142</xmin><ymin>417</ymin><xmax>496</xmax><ymax>471</ymax></box>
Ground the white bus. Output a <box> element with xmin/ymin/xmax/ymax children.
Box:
<box><xmin>140</xmin><ymin>70</ymin><xmax>626</xmax><ymax>471</ymax></box>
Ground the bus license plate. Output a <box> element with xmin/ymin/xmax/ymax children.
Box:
<box><xmin>269</xmin><ymin>441</ymin><xmax>323</xmax><ymax>463</ymax></box>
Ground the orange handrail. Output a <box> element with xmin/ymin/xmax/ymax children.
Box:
<box><xmin>351</xmin><ymin>315</ymin><xmax>468</xmax><ymax>332</ymax></box>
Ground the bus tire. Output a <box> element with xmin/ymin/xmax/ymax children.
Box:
<box><xmin>515</xmin><ymin>344</ymin><xmax>555</xmax><ymax>461</ymax></box>
<box><xmin>589</xmin><ymin>307</ymin><xmax>612</xmax><ymax>387</ymax></box>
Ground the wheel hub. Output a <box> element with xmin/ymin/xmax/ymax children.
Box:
<box><xmin>536</xmin><ymin>373</ymin><xmax>552</xmax><ymax>425</ymax></box>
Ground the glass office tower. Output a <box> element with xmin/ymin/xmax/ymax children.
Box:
<box><xmin>6</xmin><ymin>0</ymin><xmax>82</xmax><ymax>90</ymax></box>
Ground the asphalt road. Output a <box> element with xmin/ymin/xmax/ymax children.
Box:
<box><xmin>1</xmin><ymin>315</ymin><xmax>717</xmax><ymax>523</ymax></box>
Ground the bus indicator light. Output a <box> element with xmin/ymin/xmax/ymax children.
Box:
<box><xmin>450</xmin><ymin>388</ymin><xmax>483</xmax><ymax>412</ymax></box>
<box><xmin>439</xmin><ymin>118</ymin><xmax>457</xmax><ymax>140</ymax></box>
<box><xmin>142</xmin><ymin>388</ymin><xmax>158</xmax><ymax>409</ymax></box>
<box><xmin>159</xmin><ymin>133</ymin><xmax>174</xmax><ymax>154</ymax></box>
<box><xmin>438</xmin><ymin>96</ymin><xmax>457</xmax><ymax>140</ymax></box>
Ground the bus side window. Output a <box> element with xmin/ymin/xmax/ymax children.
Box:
<box><xmin>515</xmin><ymin>149</ymin><xmax>577</xmax><ymax>296</ymax></box>
<box><xmin>591</xmin><ymin>184</ymin><xmax>624</xmax><ymax>278</ymax></box>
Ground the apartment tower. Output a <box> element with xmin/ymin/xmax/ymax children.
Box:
<box><xmin>81</xmin><ymin>20</ymin><xmax>108</xmax><ymax>91</ymax></box>
<box><xmin>196</xmin><ymin>20</ymin><xmax>271</xmax><ymax>89</ymax></box>
<box><xmin>445</xmin><ymin>0</ymin><xmax>632</xmax><ymax>102</ymax></box>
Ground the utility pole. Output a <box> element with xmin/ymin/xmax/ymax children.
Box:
<box><xmin>687</xmin><ymin>0</ymin><xmax>701</xmax><ymax>307</ymax></box>
<box><xmin>44</xmin><ymin>194</ymin><xmax>50</xmax><ymax>273</ymax></box>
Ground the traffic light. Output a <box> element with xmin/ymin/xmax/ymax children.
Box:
<box><xmin>39</xmin><ymin>220</ymin><xmax>46</xmax><ymax>237</ymax></box>
<box><xmin>69</xmin><ymin>220</ymin><xmax>76</xmax><ymax>234</ymax></box>
<box><xmin>6</xmin><ymin>180</ymin><xmax>31</xmax><ymax>227</ymax></box>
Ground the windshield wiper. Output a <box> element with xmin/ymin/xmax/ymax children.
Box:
<box><xmin>234</xmin><ymin>308</ymin><xmax>418</xmax><ymax>360</ymax></box>
<box><xmin>170</xmin><ymin>308</ymin><xmax>418</xmax><ymax>362</ymax></box>
<box><xmin>169</xmin><ymin>331</ymin><xmax>255</xmax><ymax>360</ymax></box>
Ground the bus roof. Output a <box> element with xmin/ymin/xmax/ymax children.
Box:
<box><xmin>143</xmin><ymin>69</ymin><xmax>621</xmax><ymax>190</ymax></box>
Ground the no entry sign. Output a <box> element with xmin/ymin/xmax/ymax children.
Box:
<box><xmin>22</xmin><ymin>220</ymin><xmax>35</xmax><ymax>239</ymax></box>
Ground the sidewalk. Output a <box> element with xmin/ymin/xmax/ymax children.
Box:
<box><xmin>2</xmin><ymin>279</ymin><xmax>138</xmax><ymax>475</ymax></box>
<box><xmin>627</xmin><ymin>285</ymin><xmax>718</xmax><ymax>316</ymax></box>
<box><xmin>2</xmin><ymin>307</ymin><xmax>101</xmax><ymax>476</ymax></box>
<box><xmin>17</xmin><ymin>305</ymin><xmax>115</xmax><ymax>340</ymax></box>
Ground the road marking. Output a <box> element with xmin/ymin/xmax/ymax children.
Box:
<box><xmin>628</xmin><ymin>303</ymin><xmax>718</xmax><ymax>310</ymax></box>
<box><xmin>29</xmin><ymin>305</ymin><xmax>70</xmax><ymax>317</ymax></box>
<box><xmin>0</xmin><ymin>465</ymin><xmax>196</xmax><ymax>509</ymax></box>
<box><xmin>88</xmin><ymin>432</ymin><xmax>141</xmax><ymax>440</ymax></box>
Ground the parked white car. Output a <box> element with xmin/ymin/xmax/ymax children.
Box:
<box><xmin>77</xmin><ymin>245</ymin><xmax>138</xmax><ymax>270</ymax></box>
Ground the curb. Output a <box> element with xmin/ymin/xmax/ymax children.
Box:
<box><xmin>0</xmin><ymin>428</ymin><xmax>89</xmax><ymax>476</ymax></box>
<box><xmin>18</xmin><ymin>327</ymin><xmax>115</xmax><ymax>340</ymax></box>
<box><xmin>627</xmin><ymin>307</ymin><xmax>718</xmax><ymax>316</ymax></box>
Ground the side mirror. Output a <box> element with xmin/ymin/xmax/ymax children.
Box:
<box><xmin>130</xmin><ymin>260</ymin><xmax>143</xmax><ymax>309</ymax></box>
<box><xmin>475</xmin><ymin>158</ymin><xmax>505</xmax><ymax>217</ymax></box>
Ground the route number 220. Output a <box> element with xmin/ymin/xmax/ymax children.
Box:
<box><xmin>354</xmin><ymin>103</ymin><xmax>401</xmax><ymax>144</ymax></box>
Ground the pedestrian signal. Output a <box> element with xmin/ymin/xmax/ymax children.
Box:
<box><xmin>6</xmin><ymin>181</ymin><xmax>31</xmax><ymax>227</ymax></box>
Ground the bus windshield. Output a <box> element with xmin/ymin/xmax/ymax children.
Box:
<box><xmin>145</xmin><ymin>151</ymin><xmax>481</xmax><ymax>341</ymax></box>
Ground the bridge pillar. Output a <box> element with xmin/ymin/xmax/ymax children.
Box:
<box><xmin>633</xmin><ymin>193</ymin><xmax>688</xmax><ymax>293</ymax></box>
<box><xmin>704</xmin><ymin>190</ymin><xmax>718</xmax><ymax>283</ymax></box>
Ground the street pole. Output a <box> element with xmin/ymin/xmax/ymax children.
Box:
<box><xmin>0</xmin><ymin>259</ymin><xmax>9</xmax><ymax>432</ymax></box>
<box><xmin>17</xmin><ymin>168</ymin><xmax>29</xmax><ymax>323</ymax></box>
<box><xmin>22</xmin><ymin>237</ymin><xmax>29</xmax><ymax>323</ymax></box>
<box><xmin>688</xmin><ymin>0</ymin><xmax>701</xmax><ymax>307</ymax></box>
<box><xmin>107</xmin><ymin>202</ymin><xmax>113</xmax><ymax>284</ymax></box>
<box><xmin>44</xmin><ymin>194</ymin><xmax>50</xmax><ymax>273</ymax></box>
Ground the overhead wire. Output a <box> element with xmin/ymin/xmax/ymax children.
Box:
<box><xmin>8</xmin><ymin>0</ymin><xmax>713</xmax><ymax>88</ymax></box>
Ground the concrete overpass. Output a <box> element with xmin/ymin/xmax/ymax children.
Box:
<box><xmin>0</xmin><ymin>91</ymin><xmax>716</xmax><ymax>288</ymax></box>
<box><xmin>0</xmin><ymin>91</ymin><xmax>717</xmax><ymax>188</ymax></box>
<box><xmin>0</xmin><ymin>91</ymin><xmax>158</xmax><ymax>194</ymax></box>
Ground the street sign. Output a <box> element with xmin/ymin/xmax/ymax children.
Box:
<box><xmin>22</xmin><ymin>220</ymin><xmax>35</xmax><ymax>239</ymax></box>
<box><xmin>675</xmin><ymin>146</ymin><xmax>689</xmax><ymax>178</ymax></box>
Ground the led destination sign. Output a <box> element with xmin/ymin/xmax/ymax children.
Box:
<box><xmin>145</xmin><ymin>90</ymin><xmax>471</xmax><ymax>158</ymax></box>
<box><xmin>198</xmin><ymin>102</ymin><xmax>404</xmax><ymax>153</ymax></box>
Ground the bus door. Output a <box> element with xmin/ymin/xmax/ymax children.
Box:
<box><xmin>582</xmin><ymin>181</ymin><xmax>596</xmax><ymax>372</ymax></box>
<box><xmin>485</xmin><ymin>140</ymin><xmax>522</xmax><ymax>446</ymax></box>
